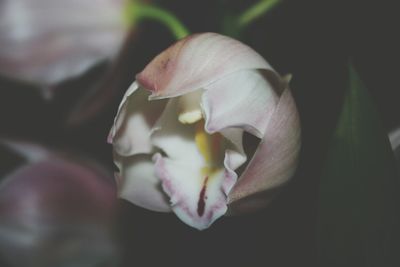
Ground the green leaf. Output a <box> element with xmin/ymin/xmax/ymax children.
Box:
<box><xmin>317</xmin><ymin>64</ymin><xmax>400</xmax><ymax>267</ymax></box>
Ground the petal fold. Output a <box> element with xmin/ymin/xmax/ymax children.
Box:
<box><xmin>228</xmin><ymin>88</ymin><xmax>301</xmax><ymax>213</ymax></box>
<box><xmin>116</xmin><ymin>154</ymin><xmax>171</xmax><ymax>212</ymax></box>
<box><xmin>136</xmin><ymin>33</ymin><xmax>274</xmax><ymax>99</ymax></box>
<box><xmin>109</xmin><ymin>82</ymin><xmax>166</xmax><ymax>156</ymax></box>
<box><xmin>202</xmin><ymin>70</ymin><xmax>280</xmax><ymax>138</ymax></box>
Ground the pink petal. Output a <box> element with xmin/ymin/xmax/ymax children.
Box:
<box><xmin>109</xmin><ymin>82</ymin><xmax>167</xmax><ymax>156</ymax></box>
<box><xmin>116</xmin><ymin>154</ymin><xmax>171</xmax><ymax>212</ymax></box>
<box><xmin>0</xmin><ymin>158</ymin><xmax>115</xmax><ymax>219</ymax></box>
<box><xmin>228</xmin><ymin>88</ymin><xmax>301</xmax><ymax>214</ymax></box>
<box><xmin>202</xmin><ymin>70</ymin><xmax>280</xmax><ymax>138</ymax></box>
<box><xmin>136</xmin><ymin>33</ymin><xmax>273</xmax><ymax>99</ymax></box>
<box><xmin>0</xmin><ymin>0</ymin><xmax>128</xmax><ymax>86</ymax></box>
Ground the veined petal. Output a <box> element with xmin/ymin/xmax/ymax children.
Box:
<box><xmin>228</xmin><ymin>88</ymin><xmax>301</xmax><ymax>214</ymax></box>
<box><xmin>136</xmin><ymin>33</ymin><xmax>274</xmax><ymax>99</ymax></box>
<box><xmin>150</xmin><ymin>99</ymin><xmax>238</xmax><ymax>230</ymax></box>
<box><xmin>116</xmin><ymin>154</ymin><xmax>171</xmax><ymax>212</ymax></box>
<box><xmin>109</xmin><ymin>82</ymin><xmax>167</xmax><ymax>156</ymax></box>
<box><xmin>202</xmin><ymin>70</ymin><xmax>280</xmax><ymax>138</ymax></box>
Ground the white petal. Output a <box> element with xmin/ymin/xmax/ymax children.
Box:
<box><xmin>151</xmin><ymin>99</ymin><xmax>203</xmax><ymax>163</ymax></box>
<box><xmin>109</xmin><ymin>82</ymin><xmax>167</xmax><ymax>156</ymax></box>
<box><xmin>219</xmin><ymin>128</ymin><xmax>247</xmax><ymax>171</ymax></box>
<box><xmin>109</xmin><ymin>81</ymin><xmax>139</xmax><ymax>142</ymax></box>
<box><xmin>116</xmin><ymin>154</ymin><xmax>171</xmax><ymax>212</ymax></box>
<box><xmin>202</xmin><ymin>70</ymin><xmax>280</xmax><ymax>138</ymax></box>
<box><xmin>150</xmin><ymin>99</ymin><xmax>234</xmax><ymax>229</ymax></box>
<box><xmin>153</xmin><ymin>153</ymin><xmax>233</xmax><ymax>230</ymax></box>
<box><xmin>136</xmin><ymin>33</ymin><xmax>274</xmax><ymax>99</ymax></box>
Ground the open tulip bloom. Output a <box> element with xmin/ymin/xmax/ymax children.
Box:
<box><xmin>109</xmin><ymin>33</ymin><xmax>301</xmax><ymax>230</ymax></box>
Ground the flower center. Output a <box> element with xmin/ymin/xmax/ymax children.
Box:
<box><xmin>193</xmin><ymin>121</ymin><xmax>225</xmax><ymax>217</ymax></box>
<box><xmin>194</xmin><ymin>121</ymin><xmax>224</xmax><ymax>175</ymax></box>
<box><xmin>177</xmin><ymin>90</ymin><xmax>224</xmax><ymax>176</ymax></box>
<box><xmin>177</xmin><ymin>91</ymin><xmax>226</xmax><ymax>217</ymax></box>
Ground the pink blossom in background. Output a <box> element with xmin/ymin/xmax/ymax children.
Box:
<box><xmin>0</xmin><ymin>142</ymin><xmax>118</xmax><ymax>267</ymax></box>
<box><xmin>0</xmin><ymin>0</ymin><xmax>129</xmax><ymax>92</ymax></box>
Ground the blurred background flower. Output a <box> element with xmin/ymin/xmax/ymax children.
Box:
<box><xmin>0</xmin><ymin>0</ymin><xmax>130</xmax><ymax>98</ymax></box>
<box><xmin>0</xmin><ymin>141</ymin><xmax>118</xmax><ymax>267</ymax></box>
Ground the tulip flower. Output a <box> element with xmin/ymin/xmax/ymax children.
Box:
<box><xmin>0</xmin><ymin>0</ymin><xmax>128</xmax><ymax>91</ymax></box>
<box><xmin>0</xmin><ymin>142</ymin><xmax>118</xmax><ymax>267</ymax></box>
<box><xmin>109</xmin><ymin>33</ymin><xmax>301</xmax><ymax>230</ymax></box>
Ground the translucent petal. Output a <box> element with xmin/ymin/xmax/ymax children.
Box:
<box><xmin>136</xmin><ymin>33</ymin><xmax>274</xmax><ymax>99</ymax></box>
<box><xmin>202</xmin><ymin>70</ymin><xmax>280</xmax><ymax>138</ymax></box>
<box><xmin>228</xmin><ymin>88</ymin><xmax>301</xmax><ymax>214</ymax></box>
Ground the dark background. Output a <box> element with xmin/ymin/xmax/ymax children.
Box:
<box><xmin>0</xmin><ymin>0</ymin><xmax>398</xmax><ymax>266</ymax></box>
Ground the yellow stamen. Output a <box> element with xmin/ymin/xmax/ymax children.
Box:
<box><xmin>195</xmin><ymin>122</ymin><xmax>212</xmax><ymax>164</ymax></box>
<box><xmin>194</xmin><ymin>121</ymin><xmax>224</xmax><ymax>176</ymax></box>
<box><xmin>177</xmin><ymin>92</ymin><xmax>224</xmax><ymax>177</ymax></box>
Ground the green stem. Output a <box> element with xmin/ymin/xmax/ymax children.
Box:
<box><xmin>238</xmin><ymin>0</ymin><xmax>282</xmax><ymax>28</ymax></box>
<box><xmin>127</xmin><ymin>3</ymin><xmax>190</xmax><ymax>40</ymax></box>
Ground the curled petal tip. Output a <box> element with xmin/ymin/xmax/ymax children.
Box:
<box><xmin>282</xmin><ymin>74</ymin><xmax>293</xmax><ymax>84</ymax></box>
<box><xmin>107</xmin><ymin>130</ymin><xmax>114</xmax><ymax>144</ymax></box>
